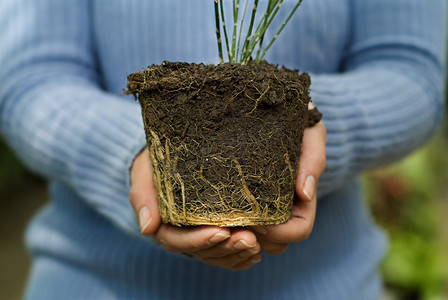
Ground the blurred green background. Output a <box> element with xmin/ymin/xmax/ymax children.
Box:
<box><xmin>1</xmin><ymin>106</ymin><xmax>448</xmax><ymax>300</ymax></box>
<box><xmin>364</xmin><ymin>123</ymin><xmax>448</xmax><ymax>300</ymax></box>
<box><xmin>0</xmin><ymin>139</ymin><xmax>48</xmax><ymax>300</ymax></box>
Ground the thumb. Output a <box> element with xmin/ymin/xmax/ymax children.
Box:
<box><xmin>129</xmin><ymin>148</ymin><xmax>162</xmax><ymax>235</ymax></box>
<box><xmin>296</xmin><ymin>121</ymin><xmax>326</xmax><ymax>202</ymax></box>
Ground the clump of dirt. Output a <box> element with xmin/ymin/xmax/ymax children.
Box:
<box><xmin>126</xmin><ymin>61</ymin><xmax>321</xmax><ymax>226</ymax></box>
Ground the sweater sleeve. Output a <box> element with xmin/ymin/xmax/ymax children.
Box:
<box><xmin>0</xmin><ymin>0</ymin><xmax>146</xmax><ymax>236</ymax></box>
<box><xmin>312</xmin><ymin>0</ymin><xmax>447</xmax><ymax>196</ymax></box>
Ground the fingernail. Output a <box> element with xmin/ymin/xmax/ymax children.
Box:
<box><xmin>250</xmin><ymin>256</ymin><xmax>262</xmax><ymax>264</ymax></box>
<box><xmin>303</xmin><ymin>175</ymin><xmax>315</xmax><ymax>202</ymax></box>
<box><xmin>139</xmin><ymin>206</ymin><xmax>152</xmax><ymax>233</ymax></box>
<box><xmin>253</xmin><ymin>227</ymin><xmax>268</xmax><ymax>236</ymax></box>
<box><xmin>233</xmin><ymin>240</ymin><xmax>256</xmax><ymax>251</ymax></box>
<box><xmin>308</xmin><ymin>101</ymin><xmax>315</xmax><ymax>110</ymax></box>
<box><xmin>209</xmin><ymin>232</ymin><xmax>231</xmax><ymax>245</ymax></box>
<box><xmin>239</xmin><ymin>248</ymin><xmax>259</xmax><ymax>258</ymax></box>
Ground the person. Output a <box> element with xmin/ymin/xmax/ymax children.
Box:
<box><xmin>0</xmin><ymin>1</ymin><xmax>445</xmax><ymax>299</ymax></box>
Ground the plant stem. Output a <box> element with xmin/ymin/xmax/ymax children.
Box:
<box><xmin>214</xmin><ymin>0</ymin><xmax>303</xmax><ymax>64</ymax></box>
<box><xmin>219</xmin><ymin>0</ymin><xmax>232</xmax><ymax>62</ymax></box>
<box><xmin>240</xmin><ymin>0</ymin><xmax>259</xmax><ymax>64</ymax></box>
<box><xmin>231</xmin><ymin>0</ymin><xmax>240</xmax><ymax>62</ymax></box>
<box><xmin>246</xmin><ymin>0</ymin><xmax>283</xmax><ymax>64</ymax></box>
<box><xmin>236</xmin><ymin>0</ymin><xmax>250</xmax><ymax>62</ymax></box>
<box><xmin>255</xmin><ymin>0</ymin><xmax>279</xmax><ymax>60</ymax></box>
<box><xmin>214</xmin><ymin>0</ymin><xmax>224</xmax><ymax>64</ymax></box>
<box><xmin>258</xmin><ymin>0</ymin><xmax>303</xmax><ymax>62</ymax></box>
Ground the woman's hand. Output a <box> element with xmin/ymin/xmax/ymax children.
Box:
<box><xmin>251</xmin><ymin>120</ymin><xmax>326</xmax><ymax>255</ymax></box>
<box><xmin>129</xmin><ymin>115</ymin><xmax>326</xmax><ymax>266</ymax></box>
<box><xmin>130</xmin><ymin>148</ymin><xmax>262</xmax><ymax>271</ymax></box>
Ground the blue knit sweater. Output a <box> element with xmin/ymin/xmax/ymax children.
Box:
<box><xmin>0</xmin><ymin>1</ymin><xmax>446</xmax><ymax>299</ymax></box>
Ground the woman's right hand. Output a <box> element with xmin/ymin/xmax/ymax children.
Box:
<box><xmin>129</xmin><ymin>148</ymin><xmax>262</xmax><ymax>270</ymax></box>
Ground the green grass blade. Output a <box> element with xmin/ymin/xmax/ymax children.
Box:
<box><xmin>255</xmin><ymin>0</ymin><xmax>280</xmax><ymax>60</ymax></box>
<box><xmin>215</xmin><ymin>0</ymin><xmax>303</xmax><ymax>64</ymax></box>
<box><xmin>245</xmin><ymin>0</ymin><xmax>282</xmax><ymax>64</ymax></box>
<box><xmin>236</xmin><ymin>0</ymin><xmax>250</xmax><ymax>63</ymax></box>
<box><xmin>214</xmin><ymin>0</ymin><xmax>224</xmax><ymax>63</ymax></box>
<box><xmin>258</xmin><ymin>0</ymin><xmax>302</xmax><ymax>62</ymax></box>
<box><xmin>231</xmin><ymin>0</ymin><xmax>240</xmax><ymax>62</ymax></box>
<box><xmin>240</xmin><ymin>0</ymin><xmax>259</xmax><ymax>64</ymax></box>
<box><xmin>219</xmin><ymin>0</ymin><xmax>232</xmax><ymax>62</ymax></box>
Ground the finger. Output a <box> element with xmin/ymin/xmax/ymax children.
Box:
<box><xmin>201</xmin><ymin>251</ymin><xmax>262</xmax><ymax>271</ymax></box>
<box><xmin>296</xmin><ymin>121</ymin><xmax>326</xmax><ymax>202</ymax></box>
<box><xmin>254</xmin><ymin>236</ymin><xmax>289</xmax><ymax>256</ymax></box>
<box><xmin>153</xmin><ymin>225</ymin><xmax>231</xmax><ymax>253</ymax></box>
<box><xmin>129</xmin><ymin>148</ymin><xmax>161</xmax><ymax>235</ymax></box>
<box><xmin>190</xmin><ymin>228</ymin><xmax>258</xmax><ymax>258</ymax></box>
<box><xmin>308</xmin><ymin>100</ymin><xmax>315</xmax><ymax>110</ymax></box>
<box><xmin>252</xmin><ymin>194</ymin><xmax>316</xmax><ymax>243</ymax></box>
<box><xmin>251</xmin><ymin>122</ymin><xmax>325</xmax><ymax>244</ymax></box>
<box><xmin>231</xmin><ymin>254</ymin><xmax>262</xmax><ymax>271</ymax></box>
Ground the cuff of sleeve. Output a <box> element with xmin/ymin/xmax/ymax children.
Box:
<box><xmin>125</xmin><ymin>140</ymin><xmax>148</xmax><ymax>188</ymax></box>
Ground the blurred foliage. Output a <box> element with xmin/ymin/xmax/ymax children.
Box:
<box><xmin>364</xmin><ymin>125</ymin><xmax>448</xmax><ymax>300</ymax></box>
<box><xmin>0</xmin><ymin>137</ymin><xmax>28</xmax><ymax>196</ymax></box>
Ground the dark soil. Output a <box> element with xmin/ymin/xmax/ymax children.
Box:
<box><xmin>126</xmin><ymin>61</ymin><xmax>321</xmax><ymax>226</ymax></box>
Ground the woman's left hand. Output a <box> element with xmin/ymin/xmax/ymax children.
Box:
<box><xmin>250</xmin><ymin>120</ymin><xmax>326</xmax><ymax>255</ymax></box>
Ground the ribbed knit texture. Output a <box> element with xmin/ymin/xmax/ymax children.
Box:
<box><xmin>0</xmin><ymin>0</ymin><xmax>445</xmax><ymax>299</ymax></box>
